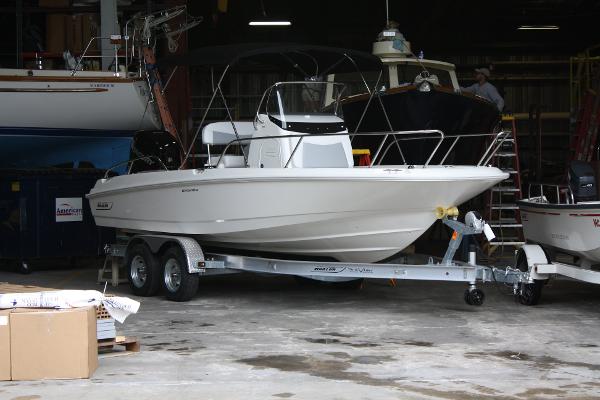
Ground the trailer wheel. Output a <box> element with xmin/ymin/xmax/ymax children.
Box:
<box><xmin>516</xmin><ymin>249</ymin><xmax>544</xmax><ymax>306</ymax></box>
<box><xmin>126</xmin><ymin>243</ymin><xmax>161</xmax><ymax>297</ymax></box>
<box><xmin>518</xmin><ymin>280</ymin><xmax>544</xmax><ymax>306</ymax></box>
<box><xmin>161</xmin><ymin>245</ymin><xmax>199</xmax><ymax>302</ymax></box>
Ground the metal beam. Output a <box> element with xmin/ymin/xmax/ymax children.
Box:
<box><xmin>15</xmin><ymin>0</ymin><xmax>22</xmax><ymax>68</ymax></box>
<box><xmin>100</xmin><ymin>0</ymin><xmax>119</xmax><ymax>71</ymax></box>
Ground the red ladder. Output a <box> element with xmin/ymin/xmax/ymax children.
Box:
<box><xmin>571</xmin><ymin>83</ymin><xmax>600</xmax><ymax>162</ymax></box>
<box><xmin>143</xmin><ymin>46</ymin><xmax>179</xmax><ymax>140</ymax></box>
<box><xmin>485</xmin><ymin>114</ymin><xmax>525</xmax><ymax>256</ymax></box>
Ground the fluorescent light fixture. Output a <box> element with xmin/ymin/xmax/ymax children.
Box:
<box><xmin>249</xmin><ymin>20</ymin><xmax>291</xmax><ymax>26</ymax></box>
<box><xmin>517</xmin><ymin>25</ymin><xmax>559</xmax><ymax>30</ymax></box>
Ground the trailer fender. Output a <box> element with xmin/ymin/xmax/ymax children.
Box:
<box><xmin>129</xmin><ymin>235</ymin><xmax>205</xmax><ymax>274</ymax></box>
<box><xmin>519</xmin><ymin>244</ymin><xmax>550</xmax><ymax>280</ymax></box>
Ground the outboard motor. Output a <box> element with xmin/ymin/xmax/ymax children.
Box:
<box><xmin>569</xmin><ymin>160</ymin><xmax>597</xmax><ymax>202</ymax></box>
<box><xmin>129</xmin><ymin>130</ymin><xmax>183</xmax><ymax>173</ymax></box>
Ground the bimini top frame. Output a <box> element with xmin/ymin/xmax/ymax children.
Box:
<box><xmin>159</xmin><ymin>43</ymin><xmax>391</xmax><ymax>168</ymax></box>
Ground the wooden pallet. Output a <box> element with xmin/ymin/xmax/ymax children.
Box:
<box><xmin>0</xmin><ymin>282</ymin><xmax>53</xmax><ymax>293</ymax></box>
<box><xmin>98</xmin><ymin>336</ymin><xmax>140</xmax><ymax>353</ymax></box>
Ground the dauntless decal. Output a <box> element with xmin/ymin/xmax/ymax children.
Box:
<box><xmin>96</xmin><ymin>201</ymin><xmax>113</xmax><ymax>210</ymax></box>
<box><xmin>90</xmin><ymin>83</ymin><xmax>114</xmax><ymax>88</ymax></box>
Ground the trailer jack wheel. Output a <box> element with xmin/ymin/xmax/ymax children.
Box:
<box><xmin>464</xmin><ymin>288</ymin><xmax>485</xmax><ymax>306</ymax></box>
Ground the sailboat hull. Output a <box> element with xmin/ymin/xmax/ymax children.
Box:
<box><xmin>0</xmin><ymin>69</ymin><xmax>160</xmax><ymax>169</ymax></box>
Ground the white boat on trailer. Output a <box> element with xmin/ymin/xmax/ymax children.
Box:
<box><xmin>89</xmin><ymin>161</ymin><xmax>507</xmax><ymax>264</ymax></box>
<box><xmin>88</xmin><ymin>44</ymin><xmax>513</xmax><ymax>302</ymax></box>
<box><xmin>516</xmin><ymin>161</ymin><xmax>600</xmax><ymax>304</ymax></box>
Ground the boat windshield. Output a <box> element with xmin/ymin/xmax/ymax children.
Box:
<box><xmin>265</xmin><ymin>81</ymin><xmax>345</xmax><ymax>120</ymax></box>
<box><xmin>395</xmin><ymin>64</ymin><xmax>453</xmax><ymax>87</ymax></box>
<box><xmin>329</xmin><ymin>62</ymin><xmax>455</xmax><ymax>95</ymax></box>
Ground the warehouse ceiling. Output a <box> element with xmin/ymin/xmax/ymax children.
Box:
<box><xmin>188</xmin><ymin>0</ymin><xmax>600</xmax><ymax>56</ymax></box>
<box><xmin>0</xmin><ymin>0</ymin><xmax>599</xmax><ymax>61</ymax></box>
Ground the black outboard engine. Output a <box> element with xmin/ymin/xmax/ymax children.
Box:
<box><xmin>130</xmin><ymin>130</ymin><xmax>183</xmax><ymax>173</ymax></box>
<box><xmin>569</xmin><ymin>160</ymin><xmax>597</xmax><ymax>202</ymax></box>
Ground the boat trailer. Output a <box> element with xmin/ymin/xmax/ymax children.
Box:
<box><xmin>102</xmin><ymin>211</ymin><xmax>554</xmax><ymax>304</ymax></box>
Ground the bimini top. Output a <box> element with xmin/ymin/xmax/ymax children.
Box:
<box><xmin>159</xmin><ymin>43</ymin><xmax>382</xmax><ymax>75</ymax></box>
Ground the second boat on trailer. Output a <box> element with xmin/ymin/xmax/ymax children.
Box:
<box><xmin>516</xmin><ymin>161</ymin><xmax>600</xmax><ymax>304</ymax></box>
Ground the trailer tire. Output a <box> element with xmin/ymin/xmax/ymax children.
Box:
<box><xmin>126</xmin><ymin>243</ymin><xmax>161</xmax><ymax>297</ymax></box>
<box><xmin>516</xmin><ymin>249</ymin><xmax>544</xmax><ymax>306</ymax></box>
<box><xmin>161</xmin><ymin>245</ymin><xmax>199</xmax><ymax>302</ymax></box>
<box><xmin>518</xmin><ymin>280</ymin><xmax>544</xmax><ymax>306</ymax></box>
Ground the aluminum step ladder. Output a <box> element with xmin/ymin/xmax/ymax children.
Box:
<box><xmin>485</xmin><ymin>115</ymin><xmax>525</xmax><ymax>255</ymax></box>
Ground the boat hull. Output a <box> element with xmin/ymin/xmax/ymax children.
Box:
<box><xmin>0</xmin><ymin>128</ymin><xmax>134</xmax><ymax>170</ymax></box>
<box><xmin>88</xmin><ymin>166</ymin><xmax>507</xmax><ymax>262</ymax></box>
<box><xmin>342</xmin><ymin>86</ymin><xmax>500</xmax><ymax>165</ymax></box>
<box><xmin>0</xmin><ymin>69</ymin><xmax>161</xmax><ymax>169</ymax></box>
<box><xmin>519</xmin><ymin>200</ymin><xmax>600</xmax><ymax>263</ymax></box>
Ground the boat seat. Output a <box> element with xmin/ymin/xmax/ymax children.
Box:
<box><xmin>202</xmin><ymin>121</ymin><xmax>255</xmax><ymax>145</ymax></box>
<box><xmin>204</xmin><ymin>155</ymin><xmax>246</xmax><ymax>168</ymax></box>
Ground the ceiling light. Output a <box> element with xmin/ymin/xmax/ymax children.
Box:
<box><xmin>517</xmin><ymin>25</ymin><xmax>560</xmax><ymax>30</ymax></box>
<box><xmin>249</xmin><ymin>20</ymin><xmax>291</xmax><ymax>26</ymax></box>
<box><xmin>249</xmin><ymin>0</ymin><xmax>291</xmax><ymax>27</ymax></box>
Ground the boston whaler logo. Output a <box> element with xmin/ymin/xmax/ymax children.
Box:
<box><xmin>96</xmin><ymin>201</ymin><xmax>113</xmax><ymax>210</ymax></box>
<box><xmin>311</xmin><ymin>266</ymin><xmax>374</xmax><ymax>274</ymax></box>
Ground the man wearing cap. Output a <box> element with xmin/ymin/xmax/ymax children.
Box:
<box><xmin>461</xmin><ymin>67</ymin><xmax>504</xmax><ymax>112</ymax></box>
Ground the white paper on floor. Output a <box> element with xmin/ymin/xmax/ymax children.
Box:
<box><xmin>0</xmin><ymin>290</ymin><xmax>140</xmax><ymax>323</ymax></box>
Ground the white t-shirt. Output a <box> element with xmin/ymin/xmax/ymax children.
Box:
<box><xmin>462</xmin><ymin>81</ymin><xmax>504</xmax><ymax>111</ymax></box>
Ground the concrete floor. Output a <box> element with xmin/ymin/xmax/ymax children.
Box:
<box><xmin>1</xmin><ymin>267</ymin><xmax>600</xmax><ymax>400</ymax></box>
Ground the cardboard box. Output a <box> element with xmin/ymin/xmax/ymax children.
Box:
<box><xmin>7</xmin><ymin>307</ymin><xmax>97</xmax><ymax>381</ymax></box>
<box><xmin>0</xmin><ymin>310</ymin><xmax>10</xmax><ymax>381</ymax></box>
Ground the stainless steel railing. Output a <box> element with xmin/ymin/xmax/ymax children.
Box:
<box><xmin>527</xmin><ymin>183</ymin><xmax>575</xmax><ymax>205</ymax></box>
<box><xmin>71</xmin><ymin>36</ymin><xmax>129</xmax><ymax>77</ymax></box>
<box><xmin>104</xmin><ymin>155</ymin><xmax>169</xmax><ymax>178</ymax></box>
<box><xmin>212</xmin><ymin>129</ymin><xmax>510</xmax><ymax>169</ymax></box>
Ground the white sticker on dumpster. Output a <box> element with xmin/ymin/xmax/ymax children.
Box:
<box><xmin>56</xmin><ymin>198</ymin><xmax>83</xmax><ymax>222</ymax></box>
<box><xmin>0</xmin><ymin>316</ymin><xmax>7</xmax><ymax>325</ymax></box>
